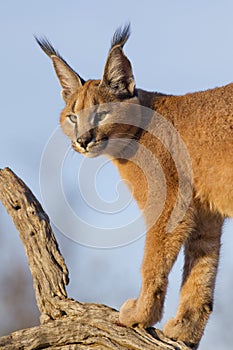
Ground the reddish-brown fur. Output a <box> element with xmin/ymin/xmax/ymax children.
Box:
<box><xmin>36</xmin><ymin>26</ymin><xmax>233</xmax><ymax>348</ymax></box>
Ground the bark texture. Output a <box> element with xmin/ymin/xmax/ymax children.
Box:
<box><xmin>0</xmin><ymin>167</ymin><xmax>190</xmax><ymax>350</ymax></box>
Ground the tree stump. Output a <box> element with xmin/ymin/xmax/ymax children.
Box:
<box><xmin>0</xmin><ymin>167</ymin><xmax>190</xmax><ymax>349</ymax></box>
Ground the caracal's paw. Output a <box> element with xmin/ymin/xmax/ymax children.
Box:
<box><xmin>163</xmin><ymin>318</ymin><xmax>199</xmax><ymax>349</ymax></box>
<box><xmin>119</xmin><ymin>298</ymin><xmax>155</xmax><ymax>328</ymax></box>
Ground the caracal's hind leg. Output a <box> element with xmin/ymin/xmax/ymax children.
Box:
<box><xmin>163</xmin><ymin>202</ymin><xmax>223</xmax><ymax>348</ymax></box>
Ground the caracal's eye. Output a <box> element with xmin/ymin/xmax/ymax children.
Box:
<box><xmin>95</xmin><ymin>110</ymin><xmax>108</xmax><ymax>123</ymax></box>
<box><xmin>67</xmin><ymin>114</ymin><xmax>78</xmax><ymax>123</ymax></box>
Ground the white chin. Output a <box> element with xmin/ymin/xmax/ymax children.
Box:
<box><xmin>83</xmin><ymin>151</ymin><xmax>100</xmax><ymax>158</ymax></box>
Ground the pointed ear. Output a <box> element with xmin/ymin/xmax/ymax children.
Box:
<box><xmin>100</xmin><ymin>24</ymin><xmax>135</xmax><ymax>98</ymax></box>
<box><xmin>51</xmin><ymin>56</ymin><xmax>84</xmax><ymax>101</ymax></box>
<box><xmin>35</xmin><ymin>37</ymin><xmax>85</xmax><ymax>102</ymax></box>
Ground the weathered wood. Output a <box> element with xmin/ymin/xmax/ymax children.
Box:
<box><xmin>0</xmin><ymin>314</ymin><xmax>191</xmax><ymax>350</ymax></box>
<box><xmin>0</xmin><ymin>167</ymin><xmax>191</xmax><ymax>349</ymax></box>
<box><xmin>0</xmin><ymin>310</ymin><xmax>191</xmax><ymax>350</ymax></box>
<box><xmin>0</xmin><ymin>167</ymin><xmax>69</xmax><ymax>320</ymax></box>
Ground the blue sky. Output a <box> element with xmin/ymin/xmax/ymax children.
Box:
<box><xmin>1</xmin><ymin>1</ymin><xmax>233</xmax><ymax>348</ymax></box>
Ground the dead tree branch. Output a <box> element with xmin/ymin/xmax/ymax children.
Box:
<box><xmin>0</xmin><ymin>167</ymin><xmax>190</xmax><ymax>349</ymax></box>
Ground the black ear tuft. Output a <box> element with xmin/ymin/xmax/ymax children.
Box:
<box><xmin>111</xmin><ymin>23</ymin><xmax>131</xmax><ymax>49</ymax></box>
<box><xmin>34</xmin><ymin>36</ymin><xmax>60</xmax><ymax>58</ymax></box>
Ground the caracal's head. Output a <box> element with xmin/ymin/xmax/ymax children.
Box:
<box><xmin>36</xmin><ymin>24</ymin><xmax>143</xmax><ymax>158</ymax></box>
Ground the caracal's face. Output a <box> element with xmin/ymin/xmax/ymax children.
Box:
<box><xmin>60</xmin><ymin>80</ymin><xmax>140</xmax><ymax>158</ymax></box>
<box><xmin>36</xmin><ymin>24</ymin><xmax>141</xmax><ymax>158</ymax></box>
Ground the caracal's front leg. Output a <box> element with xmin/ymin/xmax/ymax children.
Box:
<box><xmin>163</xmin><ymin>204</ymin><xmax>223</xmax><ymax>348</ymax></box>
<box><xmin>119</xmin><ymin>210</ymin><xmax>193</xmax><ymax>328</ymax></box>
